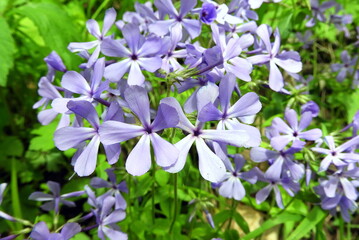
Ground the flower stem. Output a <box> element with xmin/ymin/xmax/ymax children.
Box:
<box><xmin>11</xmin><ymin>158</ymin><xmax>22</xmax><ymax>232</ymax></box>
<box><xmin>169</xmin><ymin>173</ymin><xmax>178</xmax><ymax>233</ymax></box>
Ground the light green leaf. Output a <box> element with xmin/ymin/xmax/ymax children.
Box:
<box><xmin>287</xmin><ymin>206</ymin><xmax>327</xmax><ymax>240</ymax></box>
<box><xmin>0</xmin><ymin>17</ymin><xmax>15</xmax><ymax>87</ymax></box>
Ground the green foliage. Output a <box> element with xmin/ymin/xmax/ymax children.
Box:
<box><xmin>0</xmin><ymin>17</ymin><xmax>15</xmax><ymax>87</ymax></box>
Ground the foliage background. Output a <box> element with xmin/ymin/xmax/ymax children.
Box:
<box><xmin>0</xmin><ymin>0</ymin><xmax>358</xmax><ymax>239</ymax></box>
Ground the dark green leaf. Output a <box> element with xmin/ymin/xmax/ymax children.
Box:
<box><xmin>0</xmin><ymin>17</ymin><xmax>15</xmax><ymax>87</ymax></box>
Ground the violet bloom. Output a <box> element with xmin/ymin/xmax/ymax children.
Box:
<box><xmin>54</xmin><ymin>101</ymin><xmax>123</xmax><ymax>176</ymax></box>
<box><xmin>94</xmin><ymin>196</ymin><xmax>127</xmax><ymax>240</ymax></box>
<box><xmin>68</xmin><ymin>8</ymin><xmax>117</xmax><ymax>68</ymax></box>
<box><xmin>161</xmin><ymin>94</ymin><xmax>250</xmax><ymax>183</ymax></box>
<box><xmin>301</xmin><ymin>100</ymin><xmax>320</xmax><ymax>117</ymax></box>
<box><xmin>44</xmin><ymin>51</ymin><xmax>67</xmax><ymax>80</ymax></box>
<box><xmin>149</xmin><ymin>0</ymin><xmax>201</xmax><ymax>39</ymax></box>
<box><xmin>305</xmin><ymin>0</ymin><xmax>337</xmax><ymax>27</ymax></box>
<box><xmin>331</xmin><ymin>50</ymin><xmax>358</xmax><ymax>82</ymax></box>
<box><xmin>211</xmin><ymin>23</ymin><xmax>254</xmax><ymax>82</ymax></box>
<box><xmin>217</xmin><ymin>153</ymin><xmax>258</xmax><ymax>200</ymax></box>
<box><xmin>296</xmin><ymin>30</ymin><xmax>313</xmax><ymax>49</ymax></box>
<box><xmin>200</xmin><ymin>2</ymin><xmax>217</xmax><ymax>24</ymax></box>
<box><xmin>101</xmin><ymin>24</ymin><xmax>162</xmax><ymax>85</ymax></box>
<box><xmin>90</xmin><ymin>168</ymin><xmax>128</xmax><ymax>210</ymax></box>
<box><xmin>270</xmin><ymin>109</ymin><xmax>322</xmax><ymax>151</ymax></box>
<box><xmin>52</xmin><ymin>58</ymin><xmax>109</xmax><ymax>114</ymax></box>
<box><xmin>247</xmin><ymin>24</ymin><xmax>302</xmax><ymax>91</ymax></box>
<box><xmin>28</xmin><ymin>181</ymin><xmax>84</xmax><ymax>214</ymax></box>
<box><xmin>198</xmin><ymin>73</ymin><xmax>262</xmax><ymax>147</ymax></box>
<box><xmin>161</xmin><ymin>29</ymin><xmax>187</xmax><ymax>73</ymax></box>
<box><xmin>99</xmin><ymin>86</ymin><xmax>179</xmax><ymax>176</ymax></box>
<box><xmin>250</xmin><ymin>141</ymin><xmax>305</xmax><ymax>182</ymax></box>
<box><xmin>330</xmin><ymin>14</ymin><xmax>353</xmax><ymax>37</ymax></box>
<box><xmin>30</xmin><ymin>221</ymin><xmax>81</xmax><ymax>240</ymax></box>
<box><xmin>311</xmin><ymin>136</ymin><xmax>359</xmax><ymax>172</ymax></box>
<box><xmin>256</xmin><ymin>170</ymin><xmax>300</xmax><ymax>209</ymax></box>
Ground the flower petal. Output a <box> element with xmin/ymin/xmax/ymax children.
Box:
<box><xmin>126</xmin><ymin>134</ymin><xmax>151</xmax><ymax>176</ymax></box>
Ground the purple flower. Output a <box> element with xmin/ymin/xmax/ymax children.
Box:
<box><xmin>149</xmin><ymin>0</ymin><xmax>201</xmax><ymax>39</ymax></box>
<box><xmin>44</xmin><ymin>51</ymin><xmax>67</xmax><ymax>80</ymax></box>
<box><xmin>331</xmin><ymin>50</ymin><xmax>358</xmax><ymax>82</ymax></box>
<box><xmin>30</xmin><ymin>222</ymin><xmax>81</xmax><ymax>240</ymax></box>
<box><xmin>161</xmin><ymin>95</ymin><xmax>250</xmax><ymax>182</ymax></box>
<box><xmin>198</xmin><ymin>73</ymin><xmax>262</xmax><ymax>147</ymax></box>
<box><xmin>301</xmin><ymin>101</ymin><xmax>320</xmax><ymax>117</ymax></box>
<box><xmin>255</xmin><ymin>170</ymin><xmax>300</xmax><ymax>209</ymax></box>
<box><xmin>270</xmin><ymin>109</ymin><xmax>322</xmax><ymax>151</ymax></box>
<box><xmin>90</xmin><ymin>168</ymin><xmax>128</xmax><ymax>210</ymax></box>
<box><xmin>305</xmin><ymin>0</ymin><xmax>337</xmax><ymax>27</ymax></box>
<box><xmin>330</xmin><ymin>14</ymin><xmax>352</xmax><ymax>37</ymax></box>
<box><xmin>102</xmin><ymin>24</ymin><xmax>162</xmax><ymax>85</ymax></box>
<box><xmin>250</xmin><ymin>141</ymin><xmax>305</xmax><ymax>181</ymax></box>
<box><xmin>200</xmin><ymin>3</ymin><xmax>217</xmax><ymax>24</ymax></box>
<box><xmin>99</xmin><ymin>86</ymin><xmax>180</xmax><ymax>176</ymax></box>
<box><xmin>211</xmin><ymin>24</ymin><xmax>254</xmax><ymax>82</ymax></box>
<box><xmin>54</xmin><ymin>100</ymin><xmax>122</xmax><ymax>176</ymax></box>
<box><xmin>311</xmin><ymin>136</ymin><xmax>359</xmax><ymax>172</ymax></box>
<box><xmin>217</xmin><ymin>152</ymin><xmax>258</xmax><ymax>200</ymax></box>
<box><xmin>28</xmin><ymin>181</ymin><xmax>84</xmax><ymax>214</ymax></box>
<box><xmin>68</xmin><ymin>8</ymin><xmax>117</xmax><ymax>68</ymax></box>
<box><xmin>248</xmin><ymin>24</ymin><xmax>302</xmax><ymax>91</ymax></box>
<box><xmin>94</xmin><ymin>196</ymin><xmax>127</xmax><ymax>240</ymax></box>
<box><xmin>296</xmin><ymin>30</ymin><xmax>313</xmax><ymax>49</ymax></box>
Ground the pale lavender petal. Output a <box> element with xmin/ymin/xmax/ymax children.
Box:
<box><xmin>61</xmin><ymin>71</ymin><xmax>91</xmax><ymax>95</ymax></box>
<box><xmin>86</xmin><ymin>19</ymin><xmax>101</xmax><ymax>39</ymax></box>
<box><xmin>285</xmin><ymin>109</ymin><xmax>298</xmax><ymax>131</ymax></box>
<box><xmin>182</xmin><ymin>19</ymin><xmax>201</xmax><ymax>39</ymax></box>
<box><xmin>155</xmin><ymin>0</ymin><xmax>178</xmax><ymax>17</ymax></box>
<box><xmin>38</xmin><ymin>109</ymin><xmax>58</xmax><ymax>126</ymax></box>
<box><xmin>90</xmin><ymin>177</ymin><xmax>111</xmax><ymax>188</ymax></box>
<box><xmin>250</xmin><ymin>147</ymin><xmax>277</xmax><ymax>162</ymax></box>
<box><xmin>273</xmin><ymin>185</ymin><xmax>284</xmax><ymax>208</ymax></box>
<box><xmin>224</xmin><ymin>57</ymin><xmax>252</xmax><ymax>82</ymax></box>
<box><xmin>224</xmin><ymin>38</ymin><xmax>243</xmax><ymax>60</ymax></box>
<box><xmin>198</xmin><ymin>103</ymin><xmax>223</xmax><ymax>122</ymax></box>
<box><xmin>151</xmin><ymin>103</ymin><xmax>179</xmax><ymax>132</ymax></box>
<box><xmin>127</xmin><ymin>61</ymin><xmax>145</xmax><ymax>86</ymax></box>
<box><xmin>47</xmin><ymin>181</ymin><xmax>60</xmax><ymax>196</ymax></box>
<box><xmin>30</xmin><ymin>222</ymin><xmax>50</xmax><ymax>240</ymax></box>
<box><xmin>196</xmin><ymin>138</ymin><xmax>226</xmax><ymax>182</ymax></box>
<box><xmin>256</xmin><ymin>24</ymin><xmax>271</xmax><ymax>52</ymax></box>
<box><xmin>122</xmin><ymin>24</ymin><xmax>141</xmax><ymax>53</ymax></box>
<box><xmin>179</xmin><ymin>0</ymin><xmax>197</xmax><ymax>16</ymax></box>
<box><xmin>68</xmin><ymin>41</ymin><xmax>98</xmax><ymax>52</ymax></box>
<box><xmin>201</xmin><ymin>129</ymin><xmax>249</xmax><ymax>147</ymax></box>
<box><xmin>126</xmin><ymin>134</ymin><xmax>151</xmax><ymax>176</ymax></box>
<box><xmin>271</xmin><ymin>117</ymin><xmax>292</xmax><ymax>134</ymax></box>
<box><xmin>74</xmin><ymin>135</ymin><xmax>101</xmax><ymax>176</ymax></box>
<box><xmin>103</xmin><ymin>144</ymin><xmax>121</xmax><ymax>164</ymax></box>
<box><xmin>336</xmin><ymin>136</ymin><xmax>359</xmax><ymax>153</ymax></box>
<box><xmin>298</xmin><ymin>111</ymin><xmax>313</xmax><ymax>131</ymax></box>
<box><xmin>28</xmin><ymin>192</ymin><xmax>53</xmax><ymax>201</ymax></box>
<box><xmin>150</xmin><ymin>133</ymin><xmax>178</xmax><ymax>167</ymax></box>
<box><xmin>102</xmin><ymin>8</ymin><xmax>117</xmax><ymax>35</ymax></box>
<box><xmin>99</xmin><ymin>121</ymin><xmax>144</xmax><ymax>145</ymax></box>
<box><xmin>101</xmin><ymin>39</ymin><xmax>131</xmax><ymax>57</ymax></box>
<box><xmin>319</xmin><ymin>155</ymin><xmax>333</xmax><ymax>172</ymax></box>
<box><xmin>54</xmin><ymin>127</ymin><xmax>96</xmax><ymax>151</ymax></box>
<box><xmin>61</xmin><ymin>223</ymin><xmax>81</xmax><ymax>239</ymax></box>
<box><xmin>271</xmin><ymin>28</ymin><xmax>281</xmax><ymax>56</ymax></box>
<box><xmin>103</xmin><ymin>209</ymin><xmax>126</xmax><ymax>225</ymax></box>
<box><xmin>238</xmin><ymin>33</ymin><xmax>254</xmax><ymax>50</ymax></box>
<box><xmin>224</xmin><ymin>120</ymin><xmax>261</xmax><ymax>147</ymax></box>
<box><xmin>104</xmin><ymin>59</ymin><xmax>132</xmax><ymax>82</ymax></box>
<box><xmin>273</xmin><ymin>57</ymin><xmax>302</xmax><ymax>73</ymax></box>
<box><xmin>270</xmin><ymin>135</ymin><xmax>293</xmax><ymax>151</ymax></box>
<box><xmin>269</xmin><ymin>61</ymin><xmax>284</xmax><ymax>91</ymax></box>
<box><xmin>219</xmin><ymin>73</ymin><xmax>236</xmax><ymax>111</ymax></box>
<box><xmin>124</xmin><ymin>86</ymin><xmax>150</xmax><ymax>125</ymax></box>
<box><xmin>227</xmin><ymin>92</ymin><xmax>261</xmax><ymax>118</ymax></box>
<box><xmin>148</xmin><ymin>20</ymin><xmax>176</xmax><ymax>36</ymax></box>
<box><xmin>219</xmin><ymin>178</ymin><xmax>235</xmax><ymax>198</ymax></box>
<box><xmin>340</xmin><ymin>178</ymin><xmax>358</xmax><ymax>200</ymax></box>
<box><xmin>87</xmin><ymin>45</ymin><xmax>101</xmax><ymax>68</ymax></box>
<box><xmin>247</xmin><ymin>54</ymin><xmax>270</xmax><ymax>65</ymax></box>
<box><xmin>256</xmin><ymin>184</ymin><xmax>272</xmax><ymax>204</ymax></box>
<box><xmin>196</xmin><ymin>83</ymin><xmax>219</xmax><ymax>113</ymax></box>
<box><xmin>91</xmin><ymin>58</ymin><xmax>105</xmax><ymax>91</ymax></box>
<box><xmin>165</xmin><ymin>135</ymin><xmax>196</xmax><ymax>173</ymax></box>
<box><xmin>67</xmin><ymin>100</ymin><xmax>99</xmax><ymax>129</ymax></box>
<box><xmin>102</xmin><ymin>226</ymin><xmax>127</xmax><ymax>240</ymax></box>
<box><xmin>323</xmin><ymin>177</ymin><xmax>339</xmax><ymax>198</ymax></box>
<box><xmin>298</xmin><ymin>129</ymin><xmax>322</xmax><ymax>141</ymax></box>
<box><xmin>137</xmin><ymin>57</ymin><xmax>162</xmax><ymax>72</ymax></box>
<box><xmin>232</xmin><ymin>179</ymin><xmax>246</xmax><ymax>200</ymax></box>
<box><xmin>265</xmin><ymin>157</ymin><xmax>284</xmax><ymax>180</ymax></box>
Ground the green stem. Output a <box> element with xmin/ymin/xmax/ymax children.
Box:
<box><xmin>168</xmin><ymin>173</ymin><xmax>178</xmax><ymax>234</ymax></box>
<box><xmin>313</xmin><ymin>42</ymin><xmax>318</xmax><ymax>81</ymax></box>
<box><xmin>151</xmin><ymin>162</ymin><xmax>156</xmax><ymax>225</ymax></box>
<box><xmin>339</xmin><ymin>217</ymin><xmax>345</xmax><ymax>240</ymax></box>
<box><xmin>11</xmin><ymin>158</ymin><xmax>22</xmax><ymax>232</ymax></box>
<box><xmin>227</xmin><ymin>200</ymin><xmax>237</xmax><ymax>230</ymax></box>
<box><xmin>91</xmin><ymin>0</ymin><xmax>111</xmax><ymax>20</ymax></box>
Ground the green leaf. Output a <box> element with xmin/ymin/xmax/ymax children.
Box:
<box><xmin>29</xmin><ymin>122</ymin><xmax>57</xmax><ymax>151</ymax></box>
<box><xmin>241</xmin><ymin>212</ymin><xmax>302</xmax><ymax>240</ymax></box>
<box><xmin>0</xmin><ymin>17</ymin><xmax>15</xmax><ymax>87</ymax></box>
<box><xmin>233</xmin><ymin>211</ymin><xmax>250</xmax><ymax>234</ymax></box>
<box><xmin>287</xmin><ymin>206</ymin><xmax>327</xmax><ymax>240</ymax></box>
<box><xmin>0</xmin><ymin>136</ymin><xmax>23</xmax><ymax>157</ymax></box>
<box><xmin>155</xmin><ymin>170</ymin><xmax>170</xmax><ymax>186</ymax></box>
<box><xmin>13</xmin><ymin>2</ymin><xmax>80</xmax><ymax>67</ymax></box>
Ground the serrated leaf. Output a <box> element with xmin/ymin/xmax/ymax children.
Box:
<box><xmin>30</xmin><ymin>122</ymin><xmax>57</xmax><ymax>151</ymax></box>
<box><xmin>14</xmin><ymin>2</ymin><xmax>80</xmax><ymax>67</ymax></box>
<box><xmin>287</xmin><ymin>206</ymin><xmax>327</xmax><ymax>240</ymax></box>
<box><xmin>0</xmin><ymin>17</ymin><xmax>15</xmax><ymax>87</ymax></box>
